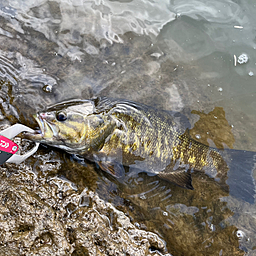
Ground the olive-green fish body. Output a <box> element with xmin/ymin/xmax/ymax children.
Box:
<box><xmin>24</xmin><ymin>97</ymin><xmax>256</xmax><ymax>205</ymax></box>
<box><xmin>25</xmin><ymin>97</ymin><xmax>233</xmax><ymax>191</ymax></box>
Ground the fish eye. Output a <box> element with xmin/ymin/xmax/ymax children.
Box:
<box><xmin>56</xmin><ymin>112</ymin><xmax>67</xmax><ymax>122</ymax></box>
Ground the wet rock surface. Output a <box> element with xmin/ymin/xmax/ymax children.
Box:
<box><xmin>0</xmin><ymin>144</ymin><xmax>171</xmax><ymax>256</ymax></box>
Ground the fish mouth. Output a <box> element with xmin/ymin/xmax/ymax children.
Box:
<box><xmin>24</xmin><ymin>114</ymin><xmax>55</xmax><ymax>142</ymax></box>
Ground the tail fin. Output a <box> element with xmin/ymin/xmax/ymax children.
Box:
<box><xmin>223</xmin><ymin>149</ymin><xmax>256</xmax><ymax>204</ymax></box>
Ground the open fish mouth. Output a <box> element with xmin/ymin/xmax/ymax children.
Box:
<box><xmin>24</xmin><ymin>114</ymin><xmax>54</xmax><ymax>141</ymax></box>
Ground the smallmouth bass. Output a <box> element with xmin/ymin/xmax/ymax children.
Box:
<box><xmin>24</xmin><ymin>97</ymin><xmax>256</xmax><ymax>203</ymax></box>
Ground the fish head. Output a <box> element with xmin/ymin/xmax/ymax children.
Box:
<box><xmin>24</xmin><ymin>99</ymin><xmax>112</xmax><ymax>153</ymax></box>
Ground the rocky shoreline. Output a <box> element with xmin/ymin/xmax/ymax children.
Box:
<box><xmin>0</xmin><ymin>137</ymin><xmax>171</xmax><ymax>256</ymax></box>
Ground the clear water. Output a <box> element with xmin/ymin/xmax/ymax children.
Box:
<box><xmin>1</xmin><ymin>0</ymin><xmax>256</xmax><ymax>255</ymax></box>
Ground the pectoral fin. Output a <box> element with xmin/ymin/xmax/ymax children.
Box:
<box><xmin>158</xmin><ymin>168</ymin><xmax>194</xmax><ymax>190</ymax></box>
<box><xmin>98</xmin><ymin>161</ymin><xmax>125</xmax><ymax>178</ymax></box>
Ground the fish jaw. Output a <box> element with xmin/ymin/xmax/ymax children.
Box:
<box><xmin>24</xmin><ymin>114</ymin><xmax>55</xmax><ymax>142</ymax></box>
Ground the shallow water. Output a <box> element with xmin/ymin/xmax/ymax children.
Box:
<box><xmin>0</xmin><ymin>0</ymin><xmax>256</xmax><ymax>255</ymax></box>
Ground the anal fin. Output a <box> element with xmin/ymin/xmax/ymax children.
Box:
<box><xmin>98</xmin><ymin>161</ymin><xmax>125</xmax><ymax>178</ymax></box>
<box><xmin>158</xmin><ymin>167</ymin><xmax>194</xmax><ymax>190</ymax></box>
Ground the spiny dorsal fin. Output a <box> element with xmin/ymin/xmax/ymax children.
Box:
<box><xmin>158</xmin><ymin>168</ymin><xmax>194</xmax><ymax>190</ymax></box>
